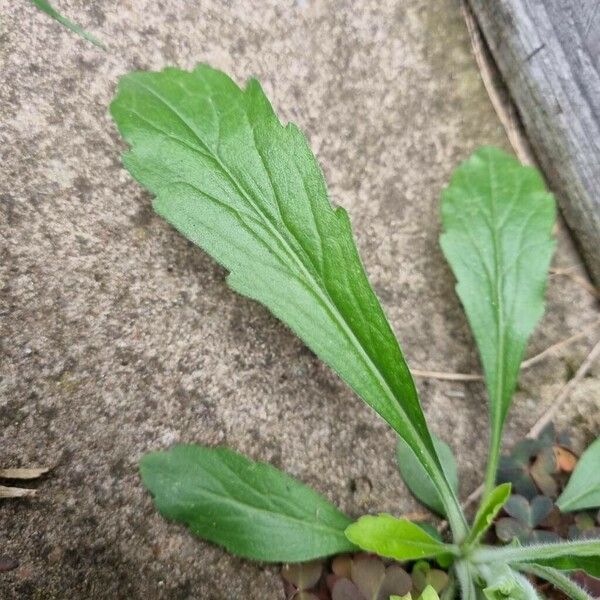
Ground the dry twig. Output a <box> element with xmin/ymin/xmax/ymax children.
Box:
<box><xmin>437</xmin><ymin>337</ymin><xmax>600</xmax><ymax>531</ymax></box>
<box><xmin>413</xmin><ymin>318</ymin><xmax>600</xmax><ymax>382</ymax></box>
<box><xmin>0</xmin><ymin>468</ymin><xmax>49</xmax><ymax>480</ymax></box>
<box><xmin>0</xmin><ymin>485</ymin><xmax>37</xmax><ymax>499</ymax></box>
<box><xmin>460</xmin><ymin>0</ymin><xmax>536</xmax><ymax>166</ymax></box>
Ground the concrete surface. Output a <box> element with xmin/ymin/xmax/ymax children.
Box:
<box><xmin>0</xmin><ymin>0</ymin><xmax>598</xmax><ymax>598</ymax></box>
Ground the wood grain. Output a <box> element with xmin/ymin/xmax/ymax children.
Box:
<box><xmin>467</xmin><ymin>0</ymin><xmax>600</xmax><ymax>285</ymax></box>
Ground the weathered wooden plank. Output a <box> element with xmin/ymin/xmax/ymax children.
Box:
<box><xmin>467</xmin><ymin>0</ymin><xmax>600</xmax><ymax>285</ymax></box>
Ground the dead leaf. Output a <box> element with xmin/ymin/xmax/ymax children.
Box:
<box><xmin>553</xmin><ymin>447</ymin><xmax>577</xmax><ymax>472</ymax></box>
<box><xmin>0</xmin><ymin>485</ymin><xmax>36</xmax><ymax>498</ymax></box>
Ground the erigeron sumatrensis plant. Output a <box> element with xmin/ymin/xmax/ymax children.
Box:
<box><xmin>110</xmin><ymin>65</ymin><xmax>600</xmax><ymax>599</ymax></box>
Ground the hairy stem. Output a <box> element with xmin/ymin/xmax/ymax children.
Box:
<box><xmin>472</xmin><ymin>538</ymin><xmax>600</xmax><ymax>564</ymax></box>
<box><xmin>516</xmin><ymin>564</ymin><xmax>595</xmax><ymax>600</ymax></box>
<box><xmin>454</xmin><ymin>561</ymin><xmax>477</xmax><ymax>600</ymax></box>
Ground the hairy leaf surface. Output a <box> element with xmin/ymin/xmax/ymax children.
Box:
<box><xmin>140</xmin><ymin>445</ymin><xmax>356</xmax><ymax>562</ymax></box>
<box><xmin>474</xmin><ymin>538</ymin><xmax>600</xmax><ymax>573</ymax></box>
<box><xmin>111</xmin><ymin>65</ymin><xmax>463</xmax><ymax>527</ymax></box>
<box><xmin>441</xmin><ymin>147</ymin><xmax>555</xmax><ymax>493</ymax></box>
<box><xmin>516</xmin><ymin>564</ymin><xmax>596</xmax><ymax>600</ymax></box>
<box><xmin>344</xmin><ymin>514</ymin><xmax>456</xmax><ymax>561</ymax></box>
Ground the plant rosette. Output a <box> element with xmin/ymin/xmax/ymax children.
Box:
<box><xmin>109</xmin><ymin>65</ymin><xmax>600</xmax><ymax>599</ymax></box>
<box><xmin>281</xmin><ymin>425</ymin><xmax>600</xmax><ymax>599</ymax></box>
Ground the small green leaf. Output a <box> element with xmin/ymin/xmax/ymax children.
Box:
<box><xmin>441</xmin><ymin>147</ymin><xmax>555</xmax><ymax>497</ymax></box>
<box><xmin>480</xmin><ymin>565</ymin><xmax>542</xmax><ymax>600</ymax></box>
<box><xmin>111</xmin><ymin>64</ymin><xmax>466</xmax><ymax>537</ymax></box>
<box><xmin>30</xmin><ymin>0</ymin><xmax>106</xmax><ymax>49</ymax></box>
<box><xmin>420</xmin><ymin>586</ymin><xmax>443</xmax><ymax>600</ymax></box>
<box><xmin>481</xmin><ymin>565</ymin><xmax>520</xmax><ymax>600</ymax></box>
<box><xmin>557</xmin><ymin>437</ymin><xmax>600</xmax><ymax>512</ymax></box>
<box><xmin>344</xmin><ymin>514</ymin><xmax>456</xmax><ymax>561</ymax></box>
<box><xmin>389</xmin><ymin>585</ymin><xmax>441</xmax><ymax>600</ymax></box>
<box><xmin>396</xmin><ymin>434</ymin><xmax>459</xmax><ymax>516</ymax></box>
<box><xmin>140</xmin><ymin>445</ymin><xmax>356</xmax><ymax>562</ymax></box>
<box><xmin>466</xmin><ymin>483</ymin><xmax>511</xmax><ymax>546</ymax></box>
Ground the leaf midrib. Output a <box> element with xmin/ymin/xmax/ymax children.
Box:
<box><xmin>129</xmin><ymin>77</ymin><xmax>434</xmax><ymax>466</ymax></box>
<box><xmin>488</xmin><ymin>157</ymin><xmax>507</xmax><ymax>440</ymax></box>
<box><xmin>164</xmin><ymin>478</ymin><xmax>351</xmax><ymax>539</ymax></box>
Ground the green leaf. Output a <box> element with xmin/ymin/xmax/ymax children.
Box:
<box><xmin>389</xmin><ymin>589</ymin><xmax>442</xmax><ymax>600</ymax></box>
<box><xmin>516</xmin><ymin>564</ymin><xmax>596</xmax><ymax>600</ymax></box>
<box><xmin>396</xmin><ymin>434</ymin><xmax>459</xmax><ymax>517</ymax></box>
<box><xmin>480</xmin><ymin>565</ymin><xmax>542</xmax><ymax>600</ymax></box>
<box><xmin>557</xmin><ymin>437</ymin><xmax>600</xmax><ymax>512</ymax></box>
<box><xmin>440</xmin><ymin>147</ymin><xmax>555</xmax><ymax>497</ymax></box>
<box><xmin>465</xmin><ymin>483</ymin><xmax>511</xmax><ymax>546</ymax></box>
<box><xmin>420</xmin><ymin>586</ymin><xmax>442</xmax><ymax>600</ymax></box>
<box><xmin>30</xmin><ymin>0</ymin><xmax>106</xmax><ymax>49</ymax></box>
<box><xmin>473</xmin><ymin>538</ymin><xmax>600</xmax><ymax>575</ymax></box>
<box><xmin>344</xmin><ymin>514</ymin><xmax>457</xmax><ymax>561</ymax></box>
<box><xmin>518</xmin><ymin>555</ymin><xmax>600</xmax><ymax>578</ymax></box>
<box><xmin>139</xmin><ymin>444</ymin><xmax>356</xmax><ymax>562</ymax></box>
<box><xmin>111</xmin><ymin>65</ymin><xmax>466</xmax><ymax>536</ymax></box>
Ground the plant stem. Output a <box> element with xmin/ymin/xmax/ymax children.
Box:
<box><xmin>472</xmin><ymin>538</ymin><xmax>600</xmax><ymax>564</ymax></box>
<box><xmin>516</xmin><ymin>564</ymin><xmax>595</xmax><ymax>600</ymax></box>
<box><xmin>454</xmin><ymin>561</ymin><xmax>478</xmax><ymax>600</ymax></box>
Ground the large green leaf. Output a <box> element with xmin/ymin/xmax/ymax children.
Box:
<box><xmin>344</xmin><ymin>514</ymin><xmax>457</xmax><ymax>561</ymax></box>
<box><xmin>396</xmin><ymin>434</ymin><xmax>459</xmax><ymax>516</ymax></box>
<box><xmin>440</xmin><ymin>147</ymin><xmax>555</xmax><ymax>497</ymax></box>
<box><xmin>557</xmin><ymin>437</ymin><xmax>600</xmax><ymax>512</ymax></box>
<box><xmin>111</xmin><ymin>65</ymin><xmax>465</xmax><ymax>535</ymax></box>
<box><xmin>30</xmin><ymin>0</ymin><xmax>106</xmax><ymax>49</ymax></box>
<box><xmin>140</xmin><ymin>444</ymin><xmax>357</xmax><ymax>562</ymax></box>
